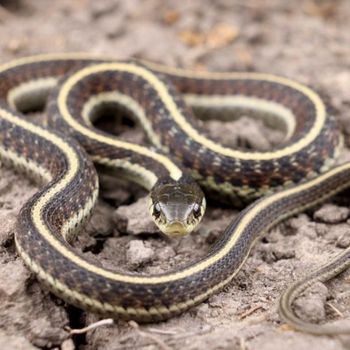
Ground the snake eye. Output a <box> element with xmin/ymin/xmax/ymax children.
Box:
<box><xmin>153</xmin><ymin>203</ymin><xmax>161</xmax><ymax>218</ymax></box>
<box><xmin>193</xmin><ymin>203</ymin><xmax>201</xmax><ymax>218</ymax></box>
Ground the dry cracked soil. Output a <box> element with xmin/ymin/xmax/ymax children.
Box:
<box><xmin>1</xmin><ymin>0</ymin><xmax>350</xmax><ymax>349</ymax></box>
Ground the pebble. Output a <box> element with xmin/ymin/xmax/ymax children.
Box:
<box><xmin>336</xmin><ymin>234</ymin><xmax>350</xmax><ymax>248</ymax></box>
<box><xmin>272</xmin><ymin>246</ymin><xmax>296</xmax><ymax>261</ymax></box>
<box><xmin>126</xmin><ymin>240</ymin><xmax>154</xmax><ymax>268</ymax></box>
<box><xmin>314</xmin><ymin>204</ymin><xmax>349</xmax><ymax>224</ymax></box>
<box><xmin>327</xmin><ymin>224</ymin><xmax>350</xmax><ymax>243</ymax></box>
<box><xmin>0</xmin><ymin>259</ymin><xmax>29</xmax><ymax>298</ymax></box>
<box><xmin>30</xmin><ymin>318</ymin><xmax>67</xmax><ymax>348</ymax></box>
<box><xmin>259</xmin><ymin>245</ymin><xmax>295</xmax><ymax>263</ymax></box>
<box><xmin>0</xmin><ymin>211</ymin><xmax>16</xmax><ymax>247</ymax></box>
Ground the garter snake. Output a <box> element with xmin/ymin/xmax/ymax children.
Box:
<box><xmin>0</xmin><ymin>53</ymin><xmax>349</xmax><ymax>335</ymax></box>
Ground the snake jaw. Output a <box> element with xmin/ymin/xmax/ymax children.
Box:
<box><xmin>161</xmin><ymin>220</ymin><xmax>190</xmax><ymax>237</ymax></box>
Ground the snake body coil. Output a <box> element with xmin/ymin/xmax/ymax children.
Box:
<box><xmin>0</xmin><ymin>53</ymin><xmax>349</xmax><ymax>334</ymax></box>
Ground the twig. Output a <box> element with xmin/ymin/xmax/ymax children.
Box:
<box><xmin>327</xmin><ymin>302</ymin><xmax>344</xmax><ymax>318</ymax></box>
<box><xmin>146</xmin><ymin>327</ymin><xmax>178</xmax><ymax>335</ymax></box>
<box><xmin>129</xmin><ymin>321</ymin><xmax>173</xmax><ymax>350</ymax></box>
<box><xmin>238</xmin><ymin>305</ymin><xmax>264</xmax><ymax>320</ymax></box>
<box><xmin>66</xmin><ymin>318</ymin><xmax>114</xmax><ymax>335</ymax></box>
<box><xmin>113</xmin><ymin>323</ymin><xmax>213</xmax><ymax>349</ymax></box>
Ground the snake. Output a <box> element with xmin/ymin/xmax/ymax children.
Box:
<box><xmin>0</xmin><ymin>53</ymin><xmax>349</xmax><ymax>335</ymax></box>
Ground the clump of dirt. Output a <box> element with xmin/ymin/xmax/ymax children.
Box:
<box><xmin>1</xmin><ymin>1</ymin><xmax>350</xmax><ymax>349</ymax></box>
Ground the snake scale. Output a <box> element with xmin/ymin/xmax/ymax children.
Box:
<box><xmin>0</xmin><ymin>53</ymin><xmax>349</xmax><ymax>335</ymax></box>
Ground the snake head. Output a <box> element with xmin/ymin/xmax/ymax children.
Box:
<box><xmin>149</xmin><ymin>177</ymin><xmax>206</xmax><ymax>237</ymax></box>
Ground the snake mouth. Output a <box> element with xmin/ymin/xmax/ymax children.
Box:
<box><xmin>162</xmin><ymin>221</ymin><xmax>190</xmax><ymax>237</ymax></box>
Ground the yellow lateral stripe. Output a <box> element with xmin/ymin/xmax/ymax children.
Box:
<box><xmin>0</xmin><ymin>53</ymin><xmax>325</xmax><ymax>161</ymax></box>
<box><xmin>57</xmin><ymin>69</ymin><xmax>182</xmax><ymax>180</ymax></box>
<box><xmin>14</xmin><ymin>93</ymin><xmax>350</xmax><ymax>286</ymax></box>
<box><xmin>0</xmin><ymin>147</ymin><xmax>52</xmax><ymax>183</ymax></box>
<box><xmin>58</xmin><ymin>63</ymin><xmax>326</xmax><ymax>161</ymax></box>
<box><xmin>44</xmin><ymin>162</ymin><xmax>350</xmax><ymax>284</ymax></box>
<box><xmin>7</xmin><ymin>77</ymin><xmax>58</xmax><ymax>110</ymax></box>
<box><xmin>0</xmin><ymin>52</ymin><xmax>104</xmax><ymax>73</ymax></box>
<box><xmin>15</xmin><ymin>231</ymin><xmax>249</xmax><ymax>316</ymax></box>
<box><xmin>0</xmin><ymin>55</ymin><xmax>338</xmax><ymax>287</ymax></box>
<box><xmin>81</xmin><ymin>91</ymin><xmax>163</xmax><ymax>149</ymax></box>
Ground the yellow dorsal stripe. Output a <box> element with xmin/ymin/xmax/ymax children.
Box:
<box><xmin>58</xmin><ymin>63</ymin><xmax>326</xmax><ymax>161</ymax></box>
<box><xmin>0</xmin><ymin>55</ymin><xmax>335</xmax><ymax>287</ymax></box>
<box><xmin>3</xmin><ymin>105</ymin><xmax>346</xmax><ymax>285</ymax></box>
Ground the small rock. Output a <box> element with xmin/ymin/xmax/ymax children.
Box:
<box><xmin>314</xmin><ymin>204</ymin><xmax>349</xmax><ymax>224</ymax></box>
<box><xmin>29</xmin><ymin>318</ymin><xmax>67</xmax><ymax>348</ymax></box>
<box><xmin>336</xmin><ymin>234</ymin><xmax>350</xmax><ymax>248</ymax></box>
<box><xmin>327</xmin><ymin>224</ymin><xmax>350</xmax><ymax>244</ymax></box>
<box><xmin>259</xmin><ymin>244</ymin><xmax>295</xmax><ymax>263</ymax></box>
<box><xmin>273</xmin><ymin>247</ymin><xmax>295</xmax><ymax>261</ymax></box>
<box><xmin>208</xmin><ymin>295</ymin><xmax>224</xmax><ymax>308</ymax></box>
<box><xmin>85</xmin><ymin>200</ymin><xmax>115</xmax><ymax>237</ymax></box>
<box><xmin>113</xmin><ymin>197</ymin><xmax>158</xmax><ymax>235</ymax></box>
<box><xmin>0</xmin><ymin>259</ymin><xmax>29</xmax><ymax>298</ymax></box>
<box><xmin>293</xmin><ymin>282</ymin><xmax>328</xmax><ymax>323</ymax></box>
<box><xmin>126</xmin><ymin>240</ymin><xmax>154</xmax><ymax>268</ymax></box>
<box><xmin>0</xmin><ymin>211</ymin><xmax>16</xmax><ymax>247</ymax></box>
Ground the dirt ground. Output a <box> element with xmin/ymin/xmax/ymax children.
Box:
<box><xmin>1</xmin><ymin>0</ymin><xmax>350</xmax><ymax>349</ymax></box>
